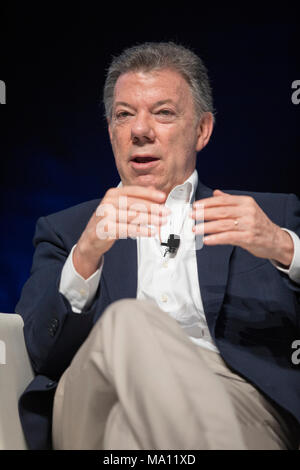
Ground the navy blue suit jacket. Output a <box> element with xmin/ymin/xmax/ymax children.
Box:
<box><xmin>16</xmin><ymin>180</ymin><xmax>300</xmax><ymax>449</ymax></box>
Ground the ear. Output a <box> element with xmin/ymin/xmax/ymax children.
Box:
<box><xmin>195</xmin><ymin>112</ymin><xmax>214</xmax><ymax>152</ymax></box>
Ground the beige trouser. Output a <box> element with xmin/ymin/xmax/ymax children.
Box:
<box><xmin>52</xmin><ymin>299</ymin><xmax>299</xmax><ymax>450</ymax></box>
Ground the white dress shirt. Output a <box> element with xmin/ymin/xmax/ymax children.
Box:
<box><xmin>59</xmin><ymin>171</ymin><xmax>300</xmax><ymax>354</ymax></box>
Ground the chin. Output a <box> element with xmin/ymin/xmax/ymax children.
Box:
<box><xmin>134</xmin><ymin>174</ymin><xmax>160</xmax><ymax>187</ymax></box>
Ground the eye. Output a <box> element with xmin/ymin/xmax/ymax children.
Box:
<box><xmin>157</xmin><ymin>109</ymin><xmax>174</xmax><ymax>116</ymax></box>
<box><xmin>116</xmin><ymin>111</ymin><xmax>131</xmax><ymax>119</ymax></box>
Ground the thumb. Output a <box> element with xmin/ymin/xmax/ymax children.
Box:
<box><xmin>213</xmin><ymin>189</ymin><xmax>226</xmax><ymax>196</ymax></box>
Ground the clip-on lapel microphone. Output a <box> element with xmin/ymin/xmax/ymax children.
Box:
<box><xmin>161</xmin><ymin>234</ymin><xmax>180</xmax><ymax>257</ymax></box>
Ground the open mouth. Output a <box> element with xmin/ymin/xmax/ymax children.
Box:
<box><xmin>130</xmin><ymin>155</ymin><xmax>160</xmax><ymax>170</ymax></box>
<box><xmin>131</xmin><ymin>156</ymin><xmax>159</xmax><ymax>163</ymax></box>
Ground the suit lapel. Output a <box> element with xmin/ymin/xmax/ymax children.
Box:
<box><xmin>102</xmin><ymin>237</ymin><xmax>138</xmax><ymax>302</ymax></box>
<box><xmin>195</xmin><ymin>181</ymin><xmax>234</xmax><ymax>335</ymax></box>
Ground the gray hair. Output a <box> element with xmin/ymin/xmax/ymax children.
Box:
<box><xmin>103</xmin><ymin>42</ymin><xmax>215</xmax><ymax>123</ymax></box>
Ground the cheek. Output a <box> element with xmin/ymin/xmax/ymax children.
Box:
<box><xmin>162</xmin><ymin>127</ymin><xmax>183</xmax><ymax>150</ymax></box>
<box><xmin>110</xmin><ymin>129</ymin><xmax>128</xmax><ymax>155</ymax></box>
<box><xmin>164</xmin><ymin>124</ymin><xmax>196</xmax><ymax>157</ymax></box>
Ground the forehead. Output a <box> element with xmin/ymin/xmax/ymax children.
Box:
<box><xmin>113</xmin><ymin>68</ymin><xmax>193</xmax><ymax>106</ymax></box>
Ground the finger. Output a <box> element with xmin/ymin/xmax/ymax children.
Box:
<box><xmin>193</xmin><ymin>192</ymin><xmax>249</xmax><ymax>209</ymax></box>
<box><xmin>190</xmin><ymin>206</ymin><xmax>243</xmax><ymax>221</ymax></box>
<box><xmin>129</xmin><ymin>223</ymin><xmax>159</xmax><ymax>238</ymax></box>
<box><xmin>123</xmin><ymin>197</ymin><xmax>170</xmax><ymax>216</ymax></box>
<box><xmin>106</xmin><ymin>209</ymin><xmax>168</xmax><ymax>227</ymax></box>
<box><xmin>118</xmin><ymin>223</ymin><xmax>158</xmax><ymax>239</ymax></box>
<box><xmin>193</xmin><ymin>219</ymin><xmax>240</xmax><ymax>235</ymax></box>
<box><xmin>114</xmin><ymin>185</ymin><xmax>167</xmax><ymax>203</ymax></box>
<box><xmin>202</xmin><ymin>231</ymin><xmax>247</xmax><ymax>245</ymax></box>
<box><xmin>97</xmin><ymin>198</ymin><xmax>170</xmax><ymax>218</ymax></box>
<box><xmin>96</xmin><ymin>222</ymin><xmax>157</xmax><ymax>240</ymax></box>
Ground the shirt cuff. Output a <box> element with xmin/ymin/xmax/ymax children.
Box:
<box><xmin>270</xmin><ymin>228</ymin><xmax>300</xmax><ymax>285</ymax></box>
<box><xmin>59</xmin><ymin>244</ymin><xmax>104</xmax><ymax>313</ymax></box>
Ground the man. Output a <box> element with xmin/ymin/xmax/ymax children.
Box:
<box><xmin>16</xmin><ymin>42</ymin><xmax>300</xmax><ymax>450</ymax></box>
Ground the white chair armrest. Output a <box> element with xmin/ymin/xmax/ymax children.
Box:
<box><xmin>0</xmin><ymin>313</ymin><xmax>34</xmax><ymax>450</ymax></box>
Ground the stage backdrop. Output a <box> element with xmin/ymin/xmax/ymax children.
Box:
<box><xmin>1</xmin><ymin>6</ymin><xmax>299</xmax><ymax>312</ymax></box>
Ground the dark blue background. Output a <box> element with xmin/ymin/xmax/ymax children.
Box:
<box><xmin>1</xmin><ymin>5</ymin><xmax>299</xmax><ymax>312</ymax></box>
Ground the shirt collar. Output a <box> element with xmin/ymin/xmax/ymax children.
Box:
<box><xmin>166</xmin><ymin>169</ymin><xmax>198</xmax><ymax>205</ymax></box>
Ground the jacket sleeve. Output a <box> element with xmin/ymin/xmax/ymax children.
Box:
<box><xmin>277</xmin><ymin>193</ymin><xmax>300</xmax><ymax>294</ymax></box>
<box><xmin>15</xmin><ymin>215</ymin><xmax>111</xmax><ymax>381</ymax></box>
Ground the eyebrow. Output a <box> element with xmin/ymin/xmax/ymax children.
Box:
<box><xmin>114</xmin><ymin>101</ymin><xmax>135</xmax><ymax>109</ymax></box>
<box><xmin>152</xmin><ymin>99</ymin><xmax>176</xmax><ymax>107</ymax></box>
<box><xmin>114</xmin><ymin>99</ymin><xmax>176</xmax><ymax>109</ymax></box>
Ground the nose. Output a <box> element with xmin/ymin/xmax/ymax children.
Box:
<box><xmin>131</xmin><ymin>111</ymin><xmax>155</xmax><ymax>145</ymax></box>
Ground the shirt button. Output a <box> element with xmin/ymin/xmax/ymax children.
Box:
<box><xmin>162</xmin><ymin>261</ymin><xmax>168</xmax><ymax>268</ymax></box>
<box><xmin>79</xmin><ymin>289</ymin><xmax>87</xmax><ymax>296</ymax></box>
<box><xmin>161</xmin><ymin>294</ymin><xmax>168</xmax><ymax>303</ymax></box>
